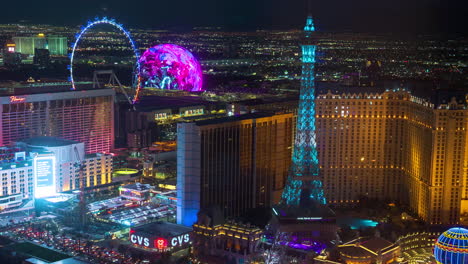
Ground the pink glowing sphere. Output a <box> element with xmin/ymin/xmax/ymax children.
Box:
<box><xmin>139</xmin><ymin>44</ymin><xmax>203</xmax><ymax>92</ymax></box>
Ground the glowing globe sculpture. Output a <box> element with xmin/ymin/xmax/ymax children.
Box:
<box><xmin>434</xmin><ymin>227</ymin><xmax>468</xmax><ymax>264</ymax></box>
<box><xmin>139</xmin><ymin>44</ymin><xmax>203</xmax><ymax>92</ymax></box>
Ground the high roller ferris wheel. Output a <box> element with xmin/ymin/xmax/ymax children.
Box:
<box><xmin>69</xmin><ymin>17</ymin><xmax>142</xmax><ymax>104</ymax></box>
<box><xmin>69</xmin><ymin>17</ymin><xmax>204</xmax><ymax>105</ymax></box>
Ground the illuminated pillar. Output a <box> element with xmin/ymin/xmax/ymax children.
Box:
<box><xmin>177</xmin><ymin>123</ymin><xmax>201</xmax><ymax>226</ymax></box>
<box><xmin>281</xmin><ymin>16</ymin><xmax>326</xmax><ymax>206</ymax></box>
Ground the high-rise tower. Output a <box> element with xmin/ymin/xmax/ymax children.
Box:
<box><xmin>281</xmin><ymin>15</ymin><xmax>326</xmax><ymax>206</ymax></box>
<box><xmin>177</xmin><ymin>113</ymin><xmax>295</xmax><ymax>226</ymax></box>
<box><xmin>265</xmin><ymin>15</ymin><xmax>337</xmax><ymax>261</ymax></box>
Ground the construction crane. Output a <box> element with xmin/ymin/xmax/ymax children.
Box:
<box><xmin>73</xmin><ymin>146</ymin><xmax>87</xmax><ymax>231</ymax></box>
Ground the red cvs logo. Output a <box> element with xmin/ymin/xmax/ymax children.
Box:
<box><xmin>155</xmin><ymin>238</ymin><xmax>168</xmax><ymax>250</ymax></box>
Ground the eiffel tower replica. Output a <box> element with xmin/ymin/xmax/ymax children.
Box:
<box><xmin>267</xmin><ymin>6</ymin><xmax>339</xmax><ymax>258</ymax></box>
<box><xmin>281</xmin><ymin>11</ymin><xmax>326</xmax><ymax>209</ymax></box>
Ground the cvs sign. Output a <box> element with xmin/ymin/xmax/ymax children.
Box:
<box><xmin>130</xmin><ymin>234</ymin><xmax>150</xmax><ymax>247</ymax></box>
<box><xmin>170</xmin><ymin>233</ymin><xmax>190</xmax><ymax>247</ymax></box>
<box><xmin>155</xmin><ymin>238</ymin><xmax>168</xmax><ymax>250</ymax></box>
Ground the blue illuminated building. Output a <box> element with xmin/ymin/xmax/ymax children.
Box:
<box><xmin>176</xmin><ymin>122</ymin><xmax>201</xmax><ymax>227</ymax></box>
<box><xmin>281</xmin><ymin>15</ymin><xmax>326</xmax><ymax>206</ymax></box>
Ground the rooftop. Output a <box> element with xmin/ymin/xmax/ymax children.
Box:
<box><xmin>193</xmin><ymin>112</ymin><xmax>276</xmax><ymax>126</ymax></box>
<box><xmin>0</xmin><ymin>159</ymin><xmax>32</xmax><ymax>171</ymax></box>
<box><xmin>85</xmin><ymin>153</ymin><xmax>110</xmax><ymax>159</ymax></box>
<box><xmin>7</xmin><ymin>242</ymin><xmax>71</xmax><ymax>263</ymax></box>
<box><xmin>231</xmin><ymin>97</ymin><xmax>298</xmax><ymax>106</ymax></box>
<box><xmin>272</xmin><ymin>203</ymin><xmax>336</xmax><ymax>220</ymax></box>
<box><xmin>25</xmin><ymin>258</ymin><xmax>90</xmax><ymax>264</ymax></box>
<box><xmin>360</xmin><ymin>237</ymin><xmax>394</xmax><ymax>253</ymax></box>
<box><xmin>132</xmin><ymin>95</ymin><xmax>219</xmax><ymax>112</ymax></box>
<box><xmin>339</xmin><ymin>237</ymin><xmax>398</xmax><ymax>257</ymax></box>
<box><xmin>132</xmin><ymin>221</ymin><xmax>192</xmax><ymax>238</ymax></box>
<box><xmin>0</xmin><ymin>148</ymin><xmax>32</xmax><ymax>171</ymax></box>
<box><xmin>0</xmin><ymin>82</ymin><xmax>99</xmax><ymax>96</ymax></box>
<box><xmin>316</xmin><ymin>80</ymin><xmax>467</xmax><ymax>107</ymax></box>
<box><xmin>339</xmin><ymin>246</ymin><xmax>372</xmax><ymax>258</ymax></box>
<box><xmin>22</xmin><ymin>137</ymin><xmax>79</xmax><ymax>147</ymax></box>
<box><xmin>121</xmin><ymin>183</ymin><xmax>153</xmax><ymax>191</ymax></box>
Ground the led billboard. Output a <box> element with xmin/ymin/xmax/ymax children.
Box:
<box><xmin>33</xmin><ymin>155</ymin><xmax>56</xmax><ymax>198</ymax></box>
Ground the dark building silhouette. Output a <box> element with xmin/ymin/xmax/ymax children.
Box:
<box><xmin>177</xmin><ymin>113</ymin><xmax>294</xmax><ymax>226</ymax></box>
<box><xmin>33</xmin><ymin>48</ymin><xmax>50</xmax><ymax>67</ymax></box>
<box><xmin>360</xmin><ymin>59</ymin><xmax>382</xmax><ymax>86</ymax></box>
<box><xmin>3</xmin><ymin>52</ymin><xmax>22</xmax><ymax>67</ymax></box>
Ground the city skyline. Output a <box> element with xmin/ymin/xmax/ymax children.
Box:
<box><xmin>0</xmin><ymin>2</ymin><xmax>466</xmax><ymax>263</ymax></box>
<box><xmin>0</xmin><ymin>0</ymin><xmax>466</xmax><ymax>35</ymax></box>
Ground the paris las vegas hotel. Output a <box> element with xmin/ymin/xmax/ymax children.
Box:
<box><xmin>313</xmin><ymin>82</ymin><xmax>468</xmax><ymax>225</ymax></box>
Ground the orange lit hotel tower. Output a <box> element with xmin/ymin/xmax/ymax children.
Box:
<box><xmin>315</xmin><ymin>89</ymin><xmax>468</xmax><ymax>225</ymax></box>
<box><xmin>278</xmin><ymin>13</ymin><xmax>468</xmax><ymax>225</ymax></box>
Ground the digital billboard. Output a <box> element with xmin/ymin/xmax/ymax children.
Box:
<box><xmin>33</xmin><ymin>155</ymin><xmax>56</xmax><ymax>198</ymax></box>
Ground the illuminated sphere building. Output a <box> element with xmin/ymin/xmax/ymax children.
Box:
<box><xmin>434</xmin><ymin>227</ymin><xmax>468</xmax><ymax>264</ymax></box>
<box><xmin>139</xmin><ymin>44</ymin><xmax>203</xmax><ymax>92</ymax></box>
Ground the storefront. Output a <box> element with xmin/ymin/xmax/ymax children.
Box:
<box><xmin>129</xmin><ymin>221</ymin><xmax>192</xmax><ymax>253</ymax></box>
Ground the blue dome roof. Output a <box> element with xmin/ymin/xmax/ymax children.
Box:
<box><xmin>434</xmin><ymin>227</ymin><xmax>468</xmax><ymax>264</ymax></box>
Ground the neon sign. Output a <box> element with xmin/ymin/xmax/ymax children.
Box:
<box><xmin>10</xmin><ymin>96</ymin><xmax>26</xmax><ymax>103</ymax></box>
<box><xmin>297</xmin><ymin>217</ymin><xmax>322</xmax><ymax>221</ymax></box>
<box><xmin>171</xmin><ymin>233</ymin><xmax>190</xmax><ymax>247</ymax></box>
<box><xmin>155</xmin><ymin>238</ymin><xmax>168</xmax><ymax>250</ymax></box>
<box><xmin>130</xmin><ymin>234</ymin><xmax>150</xmax><ymax>247</ymax></box>
<box><xmin>129</xmin><ymin>228</ymin><xmax>190</xmax><ymax>250</ymax></box>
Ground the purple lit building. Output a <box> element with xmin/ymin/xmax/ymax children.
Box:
<box><xmin>139</xmin><ymin>44</ymin><xmax>203</xmax><ymax>92</ymax></box>
<box><xmin>266</xmin><ymin>206</ymin><xmax>338</xmax><ymax>254</ymax></box>
<box><xmin>0</xmin><ymin>82</ymin><xmax>115</xmax><ymax>154</ymax></box>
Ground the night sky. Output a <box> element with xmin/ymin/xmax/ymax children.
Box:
<box><xmin>1</xmin><ymin>0</ymin><xmax>466</xmax><ymax>34</ymax></box>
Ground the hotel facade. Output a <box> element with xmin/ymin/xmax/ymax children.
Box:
<box><xmin>0</xmin><ymin>138</ymin><xmax>113</xmax><ymax>212</ymax></box>
<box><xmin>177</xmin><ymin>113</ymin><xmax>295</xmax><ymax>226</ymax></box>
<box><xmin>0</xmin><ymin>86</ymin><xmax>115</xmax><ymax>154</ymax></box>
<box><xmin>315</xmin><ymin>88</ymin><xmax>468</xmax><ymax>225</ymax></box>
